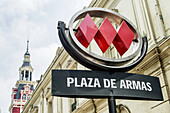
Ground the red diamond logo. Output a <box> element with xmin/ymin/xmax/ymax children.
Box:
<box><xmin>75</xmin><ymin>13</ymin><xmax>98</xmax><ymax>48</ymax></box>
<box><xmin>113</xmin><ymin>21</ymin><xmax>134</xmax><ymax>56</ymax></box>
<box><xmin>94</xmin><ymin>17</ymin><xmax>117</xmax><ymax>53</ymax></box>
<box><xmin>75</xmin><ymin>16</ymin><xmax>135</xmax><ymax>56</ymax></box>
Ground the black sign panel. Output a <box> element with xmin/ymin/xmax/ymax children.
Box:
<box><xmin>52</xmin><ymin>70</ymin><xmax>163</xmax><ymax>101</ymax></box>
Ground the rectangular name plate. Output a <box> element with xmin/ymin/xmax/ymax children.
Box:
<box><xmin>52</xmin><ymin>70</ymin><xmax>163</xmax><ymax>101</ymax></box>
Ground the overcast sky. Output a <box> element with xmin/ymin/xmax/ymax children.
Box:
<box><xmin>0</xmin><ymin>0</ymin><xmax>91</xmax><ymax>112</ymax></box>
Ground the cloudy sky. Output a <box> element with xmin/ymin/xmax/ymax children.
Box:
<box><xmin>0</xmin><ymin>0</ymin><xmax>91</xmax><ymax>112</ymax></box>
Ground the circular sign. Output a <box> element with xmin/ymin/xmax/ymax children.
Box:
<box><xmin>58</xmin><ymin>8</ymin><xmax>148</xmax><ymax>72</ymax></box>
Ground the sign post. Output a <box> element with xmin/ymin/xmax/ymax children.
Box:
<box><xmin>108</xmin><ymin>97</ymin><xmax>117</xmax><ymax>113</ymax></box>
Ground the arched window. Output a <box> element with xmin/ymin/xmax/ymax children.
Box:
<box><xmin>71</xmin><ymin>98</ymin><xmax>77</xmax><ymax>112</ymax></box>
<box><xmin>22</xmin><ymin>94</ymin><xmax>26</xmax><ymax>100</ymax></box>
<box><xmin>12</xmin><ymin>107</ymin><xmax>20</xmax><ymax>113</ymax></box>
<box><xmin>25</xmin><ymin>71</ymin><xmax>29</xmax><ymax>81</ymax></box>
<box><xmin>21</xmin><ymin>71</ymin><xmax>24</xmax><ymax>80</ymax></box>
<box><xmin>27</xmin><ymin>95</ymin><xmax>30</xmax><ymax>100</ymax></box>
<box><xmin>13</xmin><ymin>94</ymin><xmax>17</xmax><ymax>99</ymax></box>
<box><xmin>30</xmin><ymin>72</ymin><xmax>32</xmax><ymax>81</ymax></box>
<box><xmin>117</xmin><ymin>104</ymin><xmax>131</xmax><ymax>113</ymax></box>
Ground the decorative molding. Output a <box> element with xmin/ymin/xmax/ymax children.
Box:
<box><xmin>66</xmin><ymin>59</ymin><xmax>73</xmax><ymax>68</ymax></box>
<box><xmin>45</xmin><ymin>87</ymin><xmax>51</xmax><ymax>99</ymax></box>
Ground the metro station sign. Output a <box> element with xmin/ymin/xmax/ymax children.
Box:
<box><xmin>54</xmin><ymin>8</ymin><xmax>163</xmax><ymax>101</ymax></box>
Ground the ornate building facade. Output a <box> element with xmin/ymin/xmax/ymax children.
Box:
<box><xmin>22</xmin><ymin>0</ymin><xmax>169</xmax><ymax>113</ymax></box>
<box><xmin>9</xmin><ymin>41</ymin><xmax>35</xmax><ymax>113</ymax></box>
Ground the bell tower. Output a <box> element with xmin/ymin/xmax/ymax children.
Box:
<box><xmin>19</xmin><ymin>40</ymin><xmax>34</xmax><ymax>81</ymax></box>
<box><xmin>9</xmin><ymin>40</ymin><xmax>35</xmax><ymax>113</ymax></box>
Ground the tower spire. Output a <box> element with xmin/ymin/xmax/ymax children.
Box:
<box><xmin>25</xmin><ymin>40</ymin><xmax>30</xmax><ymax>56</ymax></box>
<box><xmin>27</xmin><ymin>40</ymin><xmax>29</xmax><ymax>52</ymax></box>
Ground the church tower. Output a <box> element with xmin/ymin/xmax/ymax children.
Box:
<box><xmin>19</xmin><ymin>40</ymin><xmax>33</xmax><ymax>81</ymax></box>
<box><xmin>9</xmin><ymin>41</ymin><xmax>35</xmax><ymax>113</ymax></box>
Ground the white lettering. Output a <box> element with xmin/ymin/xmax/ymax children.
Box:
<box><xmin>67</xmin><ymin>77</ymin><xmax>152</xmax><ymax>92</ymax></box>
<box><xmin>94</xmin><ymin>78</ymin><xmax>101</xmax><ymax>87</ymax></box>
<box><xmin>146</xmin><ymin>82</ymin><xmax>152</xmax><ymax>91</ymax></box>
<box><xmin>141</xmin><ymin>82</ymin><xmax>147</xmax><ymax>91</ymax></box>
<box><xmin>81</xmin><ymin>78</ymin><xmax>87</xmax><ymax>87</ymax></box>
<box><xmin>119</xmin><ymin>79</ymin><xmax>152</xmax><ymax>92</ymax></box>
<box><xmin>111</xmin><ymin>79</ymin><xmax>117</xmax><ymax>88</ymax></box>
<box><xmin>104</xmin><ymin>79</ymin><xmax>110</xmax><ymax>88</ymax></box>
<box><xmin>75</xmin><ymin>78</ymin><xmax>80</xmax><ymax>87</ymax></box>
<box><xmin>87</xmin><ymin>78</ymin><xmax>93</xmax><ymax>87</ymax></box>
<box><xmin>126</xmin><ymin>80</ymin><xmax>132</xmax><ymax>89</ymax></box>
<box><xmin>67</xmin><ymin>77</ymin><xmax>74</xmax><ymax>87</ymax></box>
<box><xmin>120</xmin><ymin>80</ymin><xmax>126</xmax><ymax>89</ymax></box>
<box><xmin>132</xmin><ymin>81</ymin><xmax>141</xmax><ymax>90</ymax></box>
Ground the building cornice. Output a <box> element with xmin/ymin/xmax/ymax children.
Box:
<box><xmin>15</xmin><ymin>80</ymin><xmax>35</xmax><ymax>87</ymax></box>
<box><xmin>129</xmin><ymin>38</ymin><xmax>169</xmax><ymax>74</ymax></box>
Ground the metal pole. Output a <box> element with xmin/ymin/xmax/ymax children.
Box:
<box><xmin>108</xmin><ymin>96</ymin><xmax>117</xmax><ymax>113</ymax></box>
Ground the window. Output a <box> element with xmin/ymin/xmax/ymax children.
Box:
<box><xmin>12</xmin><ymin>107</ymin><xmax>20</xmax><ymax>113</ymax></box>
<box><xmin>48</xmin><ymin>102</ymin><xmax>53</xmax><ymax>113</ymax></box>
<box><xmin>117</xmin><ymin>104</ymin><xmax>131</xmax><ymax>113</ymax></box>
<box><xmin>21</xmin><ymin>71</ymin><xmax>24</xmax><ymax>80</ymax></box>
<box><xmin>25</xmin><ymin>86</ymin><xmax>29</xmax><ymax>91</ymax></box>
<box><xmin>71</xmin><ymin>98</ymin><xmax>77</xmax><ymax>112</ymax></box>
<box><xmin>25</xmin><ymin>71</ymin><xmax>29</xmax><ymax>81</ymax></box>
<box><xmin>13</xmin><ymin>94</ymin><xmax>17</xmax><ymax>99</ymax></box>
<box><xmin>22</xmin><ymin>94</ymin><xmax>26</xmax><ymax>100</ymax></box>
<box><xmin>27</xmin><ymin>95</ymin><xmax>30</xmax><ymax>100</ymax></box>
<box><xmin>30</xmin><ymin>72</ymin><xmax>32</xmax><ymax>81</ymax></box>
